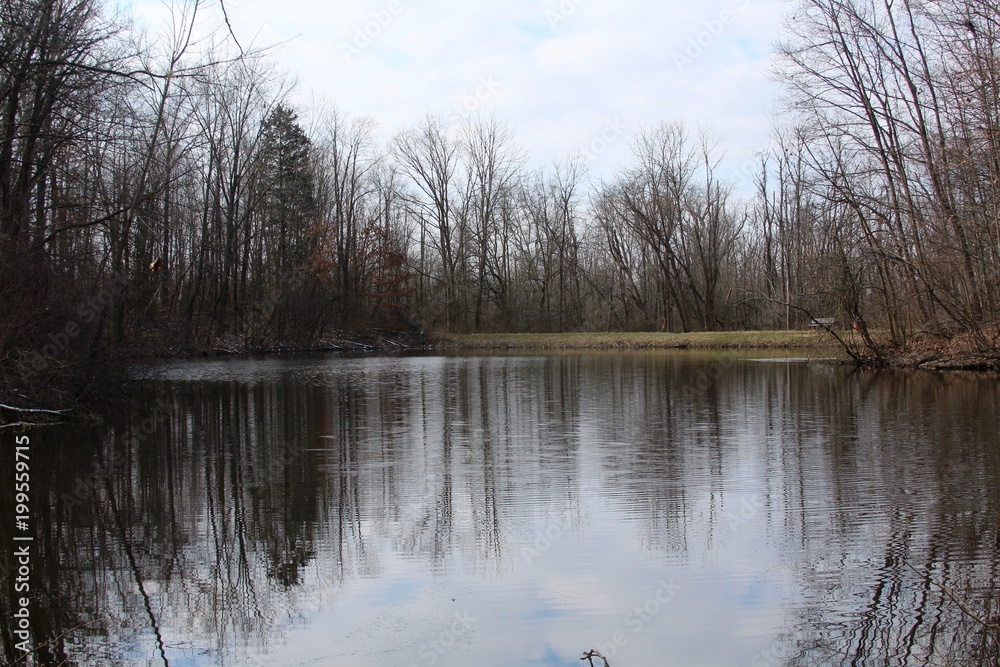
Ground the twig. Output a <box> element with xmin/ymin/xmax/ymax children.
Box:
<box><xmin>219</xmin><ymin>0</ymin><xmax>244</xmax><ymax>55</ymax></box>
<box><xmin>581</xmin><ymin>649</ymin><xmax>611</xmax><ymax>667</ymax></box>
<box><xmin>905</xmin><ymin>561</ymin><xmax>1000</xmax><ymax>632</ymax></box>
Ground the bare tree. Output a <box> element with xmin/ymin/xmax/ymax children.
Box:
<box><xmin>310</xmin><ymin>106</ymin><xmax>377</xmax><ymax>324</ymax></box>
<box><xmin>461</xmin><ymin>115</ymin><xmax>525</xmax><ymax>331</ymax></box>
<box><xmin>394</xmin><ymin>115</ymin><xmax>466</xmax><ymax>329</ymax></box>
<box><xmin>777</xmin><ymin>0</ymin><xmax>1000</xmax><ymax>346</ymax></box>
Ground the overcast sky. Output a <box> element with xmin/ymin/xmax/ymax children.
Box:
<box><xmin>135</xmin><ymin>0</ymin><xmax>793</xmax><ymax>188</ymax></box>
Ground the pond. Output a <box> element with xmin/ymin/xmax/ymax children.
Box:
<box><xmin>3</xmin><ymin>352</ymin><xmax>1000</xmax><ymax>666</ymax></box>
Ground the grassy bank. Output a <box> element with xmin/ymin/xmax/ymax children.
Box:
<box><xmin>436</xmin><ymin>329</ymin><xmax>1000</xmax><ymax>372</ymax></box>
<box><xmin>439</xmin><ymin>330</ymin><xmax>835</xmax><ymax>351</ymax></box>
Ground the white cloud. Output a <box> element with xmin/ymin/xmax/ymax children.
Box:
<box><xmin>132</xmin><ymin>0</ymin><xmax>789</xmax><ymax>188</ymax></box>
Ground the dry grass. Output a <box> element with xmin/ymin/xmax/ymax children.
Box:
<box><xmin>437</xmin><ymin>330</ymin><xmax>836</xmax><ymax>351</ymax></box>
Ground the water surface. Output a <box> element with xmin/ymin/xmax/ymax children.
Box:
<box><xmin>3</xmin><ymin>352</ymin><xmax>999</xmax><ymax>666</ymax></box>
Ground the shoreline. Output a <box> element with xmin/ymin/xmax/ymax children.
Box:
<box><xmin>5</xmin><ymin>329</ymin><xmax>996</xmax><ymax>425</ymax></box>
<box><xmin>436</xmin><ymin>330</ymin><xmax>835</xmax><ymax>351</ymax></box>
<box><xmin>437</xmin><ymin>331</ymin><xmax>1000</xmax><ymax>372</ymax></box>
<box><xmin>167</xmin><ymin>329</ymin><xmax>1000</xmax><ymax>373</ymax></box>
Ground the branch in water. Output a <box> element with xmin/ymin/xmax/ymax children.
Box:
<box><xmin>581</xmin><ymin>649</ymin><xmax>611</xmax><ymax>667</ymax></box>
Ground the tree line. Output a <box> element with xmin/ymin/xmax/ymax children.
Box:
<box><xmin>2</xmin><ymin>0</ymin><xmax>999</xmax><ymax>405</ymax></box>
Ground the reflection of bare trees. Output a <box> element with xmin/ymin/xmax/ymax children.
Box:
<box><xmin>0</xmin><ymin>382</ymin><xmax>336</xmax><ymax>666</ymax></box>
<box><xmin>578</xmin><ymin>354</ymin><xmax>1000</xmax><ymax>665</ymax></box>
<box><xmin>747</xmin><ymin>366</ymin><xmax>1000</xmax><ymax>666</ymax></box>
<box><xmin>0</xmin><ymin>425</ymin><xmax>108</xmax><ymax>666</ymax></box>
<box><xmin>0</xmin><ymin>359</ymin><xmax>572</xmax><ymax>664</ymax></box>
<box><xmin>3</xmin><ymin>357</ymin><xmax>1000</xmax><ymax>665</ymax></box>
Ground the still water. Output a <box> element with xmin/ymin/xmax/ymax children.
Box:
<box><xmin>3</xmin><ymin>352</ymin><xmax>1000</xmax><ymax>666</ymax></box>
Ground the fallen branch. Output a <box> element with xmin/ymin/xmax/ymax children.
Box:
<box><xmin>581</xmin><ymin>649</ymin><xmax>611</xmax><ymax>667</ymax></box>
<box><xmin>0</xmin><ymin>402</ymin><xmax>74</xmax><ymax>426</ymax></box>
<box><xmin>0</xmin><ymin>402</ymin><xmax>71</xmax><ymax>416</ymax></box>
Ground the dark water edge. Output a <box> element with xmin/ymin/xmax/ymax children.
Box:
<box><xmin>2</xmin><ymin>352</ymin><xmax>1000</xmax><ymax>666</ymax></box>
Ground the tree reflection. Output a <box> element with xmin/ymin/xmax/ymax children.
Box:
<box><xmin>1</xmin><ymin>356</ymin><xmax>999</xmax><ymax>665</ymax></box>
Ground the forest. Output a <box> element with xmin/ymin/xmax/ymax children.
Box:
<box><xmin>1</xmin><ymin>0</ymin><xmax>999</xmax><ymax>407</ymax></box>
